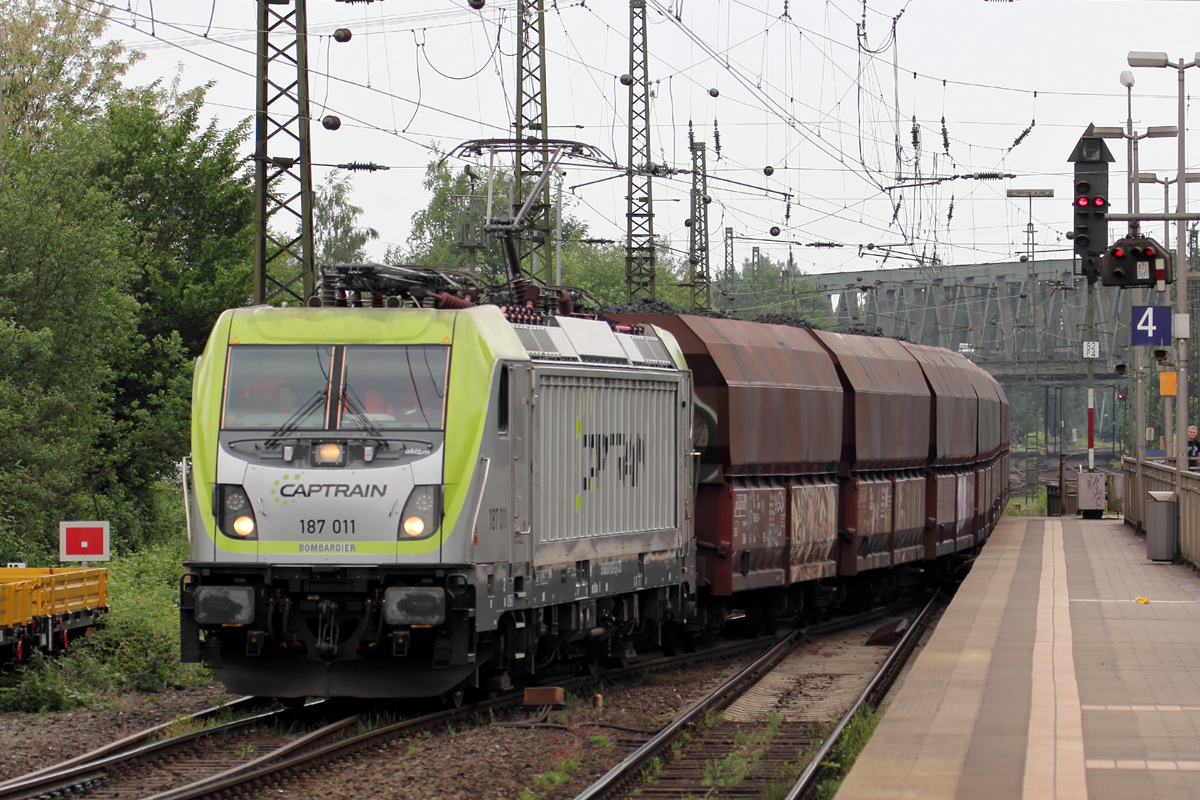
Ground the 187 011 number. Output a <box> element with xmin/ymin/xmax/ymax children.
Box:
<box><xmin>299</xmin><ymin>519</ymin><xmax>356</xmax><ymax>534</ymax></box>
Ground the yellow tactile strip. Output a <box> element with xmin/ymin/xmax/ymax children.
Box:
<box><xmin>1022</xmin><ymin>518</ymin><xmax>1087</xmax><ymax>798</ymax></box>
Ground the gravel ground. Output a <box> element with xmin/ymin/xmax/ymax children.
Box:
<box><xmin>0</xmin><ymin>683</ymin><xmax>238</xmax><ymax>783</ymax></box>
<box><xmin>281</xmin><ymin>652</ymin><xmax>755</xmax><ymax>800</ymax></box>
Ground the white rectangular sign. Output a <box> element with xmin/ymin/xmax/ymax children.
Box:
<box><xmin>59</xmin><ymin>521</ymin><xmax>110</xmax><ymax>563</ymax></box>
<box><xmin>1083</xmin><ymin>341</ymin><xmax>1100</xmax><ymax>359</ymax></box>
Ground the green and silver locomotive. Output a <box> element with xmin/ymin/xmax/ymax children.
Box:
<box><xmin>181</xmin><ymin>283</ymin><xmax>696</xmax><ymax>698</ymax></box>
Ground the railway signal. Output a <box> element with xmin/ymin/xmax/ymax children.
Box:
<box><xmin>1100</xmin><ymin>236</ymin><xmax>1174</xmax><ymax>289</ymax></box>
<box><xmin>1068</xmin><ymin>127</ymin><xmax>1115</xmax><ymax>277</ymax></box>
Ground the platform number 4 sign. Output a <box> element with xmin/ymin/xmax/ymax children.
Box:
<box><xmin>1131</xmin><ymin>305</ymin><xmax>1172</xmax><ymax>347</ymax></box>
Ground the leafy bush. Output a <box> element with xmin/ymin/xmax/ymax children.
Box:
<box><xmin>0</xmin><ymin>531</ymin><xmax>207</xmax><ymax>712</ymax></box>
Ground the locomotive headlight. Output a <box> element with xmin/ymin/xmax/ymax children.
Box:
<box><xmin>399</xmin><ymin>485</ymin><xmax>440</xmax><ymax>540</ymax></box>
<box><xmin>214</xmin><ymin>485</ymin><xmax>258</xmax><ymax>540</ymax></box>
<box><xmin>313</xmin><ymin>442</ymin><xmax>345</xmax><ymax>466</ymax></box>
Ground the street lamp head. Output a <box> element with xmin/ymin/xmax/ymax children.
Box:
<box><xmin>1136</xmin><ymin>172</ymin><xmax>1161</xmax><ymax>184</ymax></box>
<box><xmin>1120</xmin><ymin>70</ymin><xmax>1136</xmax><ymax>88</ymax></box>
<box><xmin>1128</xmin><ymin>51</ymin><xmax>1170</xmax><ymax>68</ymax></box>
<box><xmin>1146</xmin><ymin>125</ymin><xmax>1179</xmax><ymax>138</ymax></box>
<box><xmin>1092</xmin><ymin>127</ymin><xmax>1126</xmax><ymax>139</ymax></box>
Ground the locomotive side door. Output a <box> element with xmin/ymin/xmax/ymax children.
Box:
<box><xmin>510</xmin><ymin>364</ymin><xmax>533</xmax><ymax>597</ymax></box>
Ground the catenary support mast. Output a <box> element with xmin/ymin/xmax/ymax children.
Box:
<box><xmin>625</xmin><ymin>0</ymin><xmax>656</xmax><ymax>300</ymax></box>
<box><xmin>253</xmin><ymin>0</ymin><xmax>316</xmax><ymax>305</ymax></box>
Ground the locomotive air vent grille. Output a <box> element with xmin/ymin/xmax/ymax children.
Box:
<box><xmin>580</xmin><ymin>354</ymin><xmax>629</xmax><ymax>365</ymax></box>
<box><xmin>514</xmin><ymin>326</ymin><xmax>579</xmax><ymax>361</ymax></box>
<box><xmin>632</xmin><ymin>337</ymin><xmax>673</xmax><ymax>366</ymax></box>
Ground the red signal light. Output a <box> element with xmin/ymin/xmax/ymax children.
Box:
<box><xmin>1113</xmin><ymin>247</ymin><xmax>1125</xmax><ymax>258</ymax></box>
<box><xmin>1093</xmin><ymin>196</ymin><xmax>1106</xmax><ymax>207</ymax></box>
<box><xmin>1076</xmin><ymin>197</ymin><xmax>1089</xmax><ymax>207</ymax></box>
<box><xmin>1146</xmin><ymin>247</ymin><xmax>1156</xmax><ymax>257</ymax></box>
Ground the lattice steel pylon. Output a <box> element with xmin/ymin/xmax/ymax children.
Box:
<box><xmin>625</xmin><ymin>0</ymin><xmax>655</xmax><ymax>300</ymax></box>
<box><xmin>688</xmin><ymin>139</ymin><xmax>711</xmax><ymax>310</ymax></box>
<box><xmin>253</xmin><ymin>0</ymin><xmax>316</xmax><ymax>305</ymax></box>
<box><xmin>723</xmin><ymin>226</ymin><xmax>735</xmax><ymax>313</ymax></box>
<box><xmin>514</xmin><ymin>0</ymin><xmax>552</xmax><ymax>284</ymax></box>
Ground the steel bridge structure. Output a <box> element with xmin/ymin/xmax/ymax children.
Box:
<box><xmin>806</xmin><ymin>258</ymin><xmax>1135</xmax><ymax>387</ymax></box>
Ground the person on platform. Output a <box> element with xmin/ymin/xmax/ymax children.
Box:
<box><xmin>1189</xmin><ymin>425</ymin><xmax>1199</xmax><ymax>471</ymax></box>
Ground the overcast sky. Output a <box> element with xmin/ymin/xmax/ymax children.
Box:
<box><xmin>105</xmin><ymin>0</ymin><xmax>1200</xmax><ymax>276</ymax></box>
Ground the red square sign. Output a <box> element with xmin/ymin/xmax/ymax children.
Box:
<box><xmin>59</xmin><ymin>521</ymin><xmax>110</xmax><ymax>562</ymax></box>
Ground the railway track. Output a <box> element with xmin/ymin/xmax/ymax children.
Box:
<box><xmin>0</xmin><ymin>697</ymin><xmax>381</xmax><ymax>800</ymax></box>
<box><xmin>0</xmin><ymin>631</ymin><xmax>782</xmax><ymax>800</ymax></box>
<box><xmin>0</xmin><ymin>595</ymin><xmax>938</xmax><ymax>800</ymax></box>
<box><xmin>571</xmin><ymin>592</ymin><xmax>942</xmax><ymax>800</ymax></box>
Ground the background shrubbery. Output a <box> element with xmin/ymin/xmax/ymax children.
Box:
<box><xmin>0</xmin><ymin>525</ymin><xmax>208</xmax><ymax>713</ymax></box>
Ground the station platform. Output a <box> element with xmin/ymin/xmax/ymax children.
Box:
<box><xmin>838</xmin><ymin>516</ymin><xmax>1200</xmax><ymax>800</ymax></box>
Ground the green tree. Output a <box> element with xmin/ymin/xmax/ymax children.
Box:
<box><xmin>399</xmin><ymin>155</ymin><xmax>506</xmax><ymax>273</ymax></box>
<box><xmin>0</xmin><ymin>7</ymin><xmax>258</xmax><ymax>559</ymax></box>
<box><xmin>315</xmin><ymin>173</ymin><xmax>378</xmax><ymax>264</ymax></box>
<box><xmin>93</xmin><ymin>80</ymin><xmax>254</xmax><ymax>357</ymax></box>
<box><xmin>0</xmin><ymin>118</ymin><xmax>141</xmax><ymax>560</ymax></box>
<box><xmin>0</xmin><ymin>0</ymin><xmax>142</xmax><ymax>143</ymax></box>
<box><xmin>721</xmin><ymin>252</ymin><xmax>833</xmax><ymax>326</ymax></box>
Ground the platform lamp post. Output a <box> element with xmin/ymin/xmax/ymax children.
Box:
<box><xmin>1136</xmin><ymin>170</ymin><xmax>1200</xmax><ymax>469</ymax></box>
<box><xmin>1128</xmin><ymin>51</ymin><xmax>1200</xmax><ymax>486</ymax></box>
<box><xmin>1094</xmin><ymin>117</ymin><xmax>1179</xmax><ymax>527</ymax></box>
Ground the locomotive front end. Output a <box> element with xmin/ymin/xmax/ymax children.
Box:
<box><xmin>181</xmin><ymin>305</ymin><xmax>511</xmax><ymax>698</ymax></box>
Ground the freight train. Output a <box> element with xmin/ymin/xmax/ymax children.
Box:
<box><xmin>180</xmin><ymin>264</ymin><xmax>1008</xmax><ymax>699</ymax></box>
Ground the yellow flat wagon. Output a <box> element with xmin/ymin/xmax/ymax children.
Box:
<box><xmin>0</xmin><ymin>568</ymin><xmax>108</xmax><ymax>658</ymax></box>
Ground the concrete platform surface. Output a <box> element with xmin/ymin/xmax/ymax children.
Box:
<box><xmin>837</xmin><ymin>516</ymin><xmax>1200</xmax><ymax>800</ymax></box>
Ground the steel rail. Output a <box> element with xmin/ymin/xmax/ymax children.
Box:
<box><xmin>570</xmin><ymin>599</ymin><xmax>920</xmax><ymax>800</ymax></box>
<box><xmin>0</xmin><ymin>702</ymin><xmax>306</xmax><ymax>800</ymax></box>
<box><xmin>783</xmin><ymin>591</ymin><xmax>943</xmax><ymax>800</ymax></box>
<box><xmin>0</xmin><ymin>696</ymin><xmax>259</xmax><ymax>791</ymax></box>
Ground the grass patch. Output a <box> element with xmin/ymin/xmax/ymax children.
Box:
<box><xmin>641</xmin><ymin>755</ymin><xmax>664</xmax><ymax>785</ymax></box>
<box><xmin>352</xmin><ymin>709</ymin><xmax>404</xmax><ymax>737</ymax></box>
<box><xmin>0</xmin><ymin>537</ymin><xmax>209</xmax><ymax>712</ymax></box>
<box><xmin>150</xmin><ymin>706</ymin><xmax>239</xmax><ymax>742</ymax></box>
<box><xmin>519</xmin><ymin>758</ymin><xmax>581</xmax><ymax>799</ymax></box>
<box><xmin>809</xmin><ymin>706</ymin><xmax>881</xmax><ymax>799</ymax></box>
<box><xmin>702</xmin><ymin>714</ymin><xmax>782</xmax><ymax>789</ymax></box>
<box><xmin>1005</xmin><ymin>488</ymin><xmax>1047</xmax><ymax>516</ymax></box>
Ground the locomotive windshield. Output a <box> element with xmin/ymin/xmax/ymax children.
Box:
<box><xmin>341</xmin><ymin>345</ymin><xmax>448</xmax><ymax>431</ymax></box>
<box><xmin>222</xmin><ymin>346</ymin><xmax>333</xmax><ymax>431</ymax></box>
<box><xmin>221</xmin><ymin>344</ymin><xmax>449</xmax><ymax>431</ymax></box>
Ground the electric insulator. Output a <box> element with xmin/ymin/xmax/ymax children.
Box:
<box><xmin>703</xmin><ymin>195</ymin><xmax>711</xmax><ymax>204</ymax></box>
<box><xmin>709</xmin><ymin>88</ymin><xmax>719</xmax><ymax>97</ymax></box>
<box><xmin>333</xmin><ymin>28</ymin><xmax>352</xmax><ymax>43</ymax></box>
<box><xmin>468</xmin><ymin>0</ymin><xmax>486</xmax><ymax>9</ymax></box>
<box><xmin>322</xmin><ymin>115</ymin><xmax>342</xmax><ymax>131</ymax></box>
<box><xmin>620</xmin><ymin>74</ymin><xmax>634</xmax><ymax>86</ymax></box>
<box><xmin>763</xmin><ymin>166</ymin><xmax>774</xmax><ymax>176</ymax></box>
<box><xmin>770</xmin><ymin>226</ymin><xmax>781</xmax><ymax>237</ymax></box>
<box><xmin>684</xmin><ymin>218</ymin><xmax>693</xmax><ymax>228</ymax></box>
